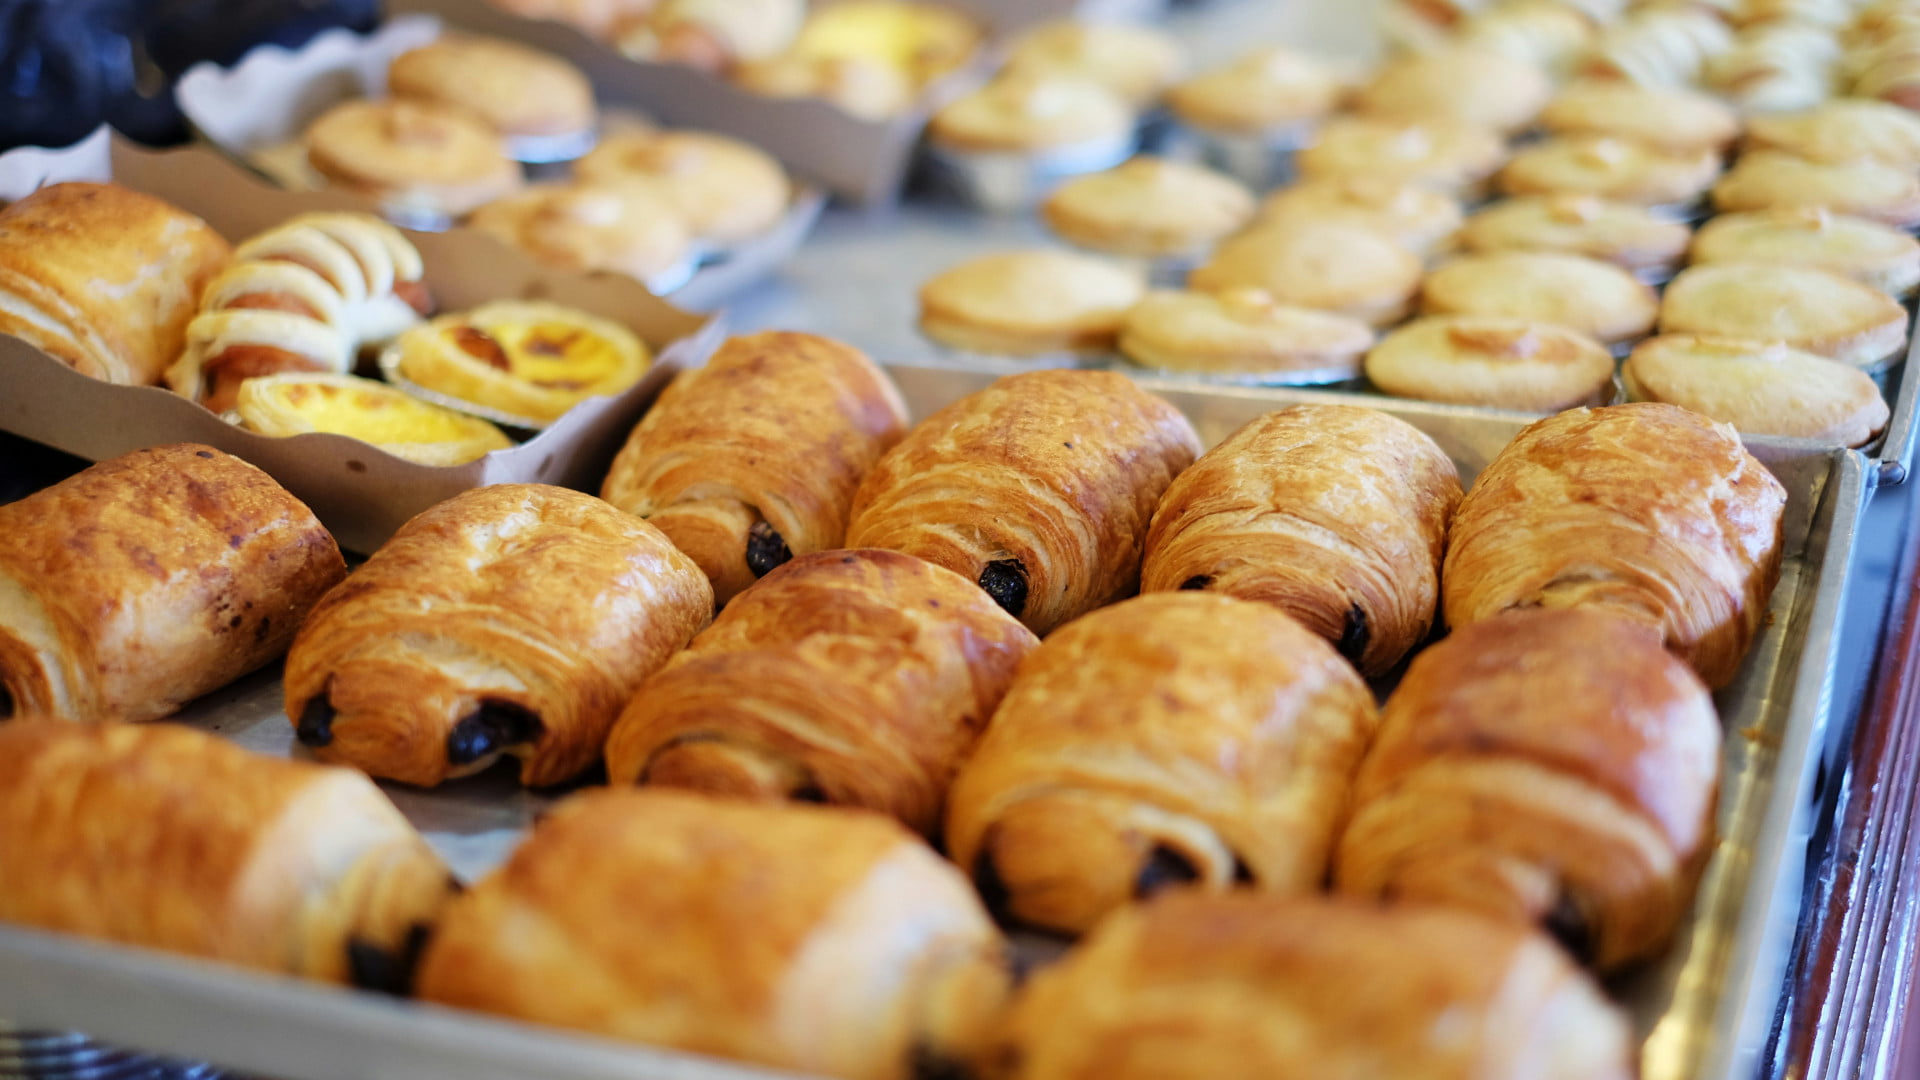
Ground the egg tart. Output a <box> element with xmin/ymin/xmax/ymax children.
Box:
<box><xmin>232</xmin><ymin>373</ymin><xmax>512</xmax><ymax>465</ymax></box>
<box><xmin>386</xmin><ymin>301</ymin><xmax>651</xmax><ymax>426</ymax></box>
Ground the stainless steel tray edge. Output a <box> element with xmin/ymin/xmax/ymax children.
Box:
<box><xmin>1877</xmin><ymin>334</ymin><xmax>1919</xmax><ymax>485</ymax></box>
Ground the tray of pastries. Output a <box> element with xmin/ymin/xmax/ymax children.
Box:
<box><xmin>0</xmin><ymin>329</ymin><xmax>1869</xmax><ymax>1080</ymax></box>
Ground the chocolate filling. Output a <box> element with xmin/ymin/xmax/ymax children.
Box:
<box><xmin>0</xmin><ymin>682</ymin><xmax>13</xmax><ymax>720</ymax></box>
<box><xmin>972</xmin><ymin>850</ymin><xmax>1012</xmax><ymax>920</ymax></box>
<box><xmin>909</xmin><ymin>1043</ymin><xmax>975</xmax><ymax>1080</ymax></box>
<box><xmin>978</xmin><ymin>559</ymin><xmax>1029</xmax><ymax>618</ymax></box>
<box><xmin>1337</xmin><ymin>603</ymin><xmax>1370</xmax><ymax>665</ymax></box>
<box><xmin>295</xmin><ymin>696</ymin><xmax>336</xmax><ymax>748</ymax></box>
<box><xmin>745</xmin><ymin>519</ymin><xmax>793</xmax><ymax>579</ymax></box>
<box><xmin>446</xmin><ymin>700</ymin><xmax>544</xmax><ymax>766</ymax></box>
<box><xmin>1232</xmin><ymin>858</ymin><xmax>1255</xmax><ymax>885</ymax></box>
<box><xmin>347</xmin><ymin>922</ymin><xmax>434</xmax><ymax>995</ymax></box>
<box><xmin>1179</xmin><ymin>575</ymin><xmax>1213</xmax><ymax>591</ymax></box>
<box><xmin>791</xmin><ymin>782</ymin><xmax>829</xmax><ymax>804</ymax></box>
<box><xmin>1134</xmin><ymin>845</ymin><xmax>1201</xmax><ymax>898</ymax></box>
<box><xmin>1543</xmin><ymin>890</ymin><xmax>1596</xmax><ymax>965</ymax></box>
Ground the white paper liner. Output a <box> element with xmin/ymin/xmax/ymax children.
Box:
<box><xmin>0</xmin><ymin>126</ymin><xmax>114</xmax><ymax>203</ymax></box>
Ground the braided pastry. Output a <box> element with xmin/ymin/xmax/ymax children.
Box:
<box><xmin>166</xmin><ymin>212</ymin><xmax>435</xmax><ymax>413</ymax></box>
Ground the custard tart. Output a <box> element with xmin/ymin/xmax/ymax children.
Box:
<box><xmin>232</xmin><ymin>373</ymin><xmax>511</xmax><ymax>465</ymax></box>
<box><xmin>385</xmin><ymin>301</ymin><xmax>651</xmax><ymax>425</ymax></box>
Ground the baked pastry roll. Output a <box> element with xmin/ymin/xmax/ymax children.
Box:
<box><xmin>386</xmin><ymin>300</ymin><xmax>652</xmax><ymax>426</ymax></box>
<box><xmin>1710</xmin><ymin>150</ymin><xmax>1920</xmax><ymax>228</ymax></box>
<box><xmin>605</xmin><ymin>549</ymin><xmax>1037</xmax><ymax>832</ymax></box>
<box><xmin>387</xmin><ymin>35</ymin><xmax>596</xmax><ymax>142</ymax></box>
<box><xmin>574</xmin><ymin>130</ymin><xmax>791</xmax><ymax>244</ymax></box>
<box><xmin>1295</xmin><ymin>115</ymin><xmax>1507</xmax><ymax>194</ymax></box>
<box><xmin>600</xmin><ymin>331</ymin><xmax>909</xmax><ymax>605</ymax></box>
<box><xmin>1443</xmin><ymin>403</ymin><xmax>1788</xmax><ymax>689</ymax></box>
<box><xmin>0</xmin><ymin>722</ymin><xmax>458</xmax><ymax>990</ymax></box>
<box><xmin>283</xmin><ymin>484</ymin><xmax>711</xmax><ymax>787</ymax></box>
<box><xmin>1498</xmin><ymin>135</ymin><xmax>1722</xmax><ymax>209</ymax></box>
<box><xmin>166</xmin><ymin>212</ymin><xmax>434</xmax><ymax>412</ymax></box>
<box><xmin>1165</xmin><ymin>46</ymin><xmax>1344</xmax><ymax>139</ymax></box>
<box><xmin>1365</xmin><ymin>315</ymin><xmax>1617</xmax><ymax>413</ymax></box>
<box><xmin>1458</xmin><ymin>195</ymin><xmax>1693</xmax><ymax>280</ymax></box>
<box><xmin>467</xmin><ymin>181</ymin><xmax>695</xmax><ymax>287</ymax></box>
<box><xmin>1353</xmin><ymin>45</ymin><xmax>1552</xmax><ymax>135</ymax></box>
<box><xmin>1141</xmin><ymin>405</ymin><xmax>1461</xmax><ymax>674</ymax></box>
<box><xmin>1420</xmin><ymin>251</ymin><xmax>1658</xmax><ymax>347</ymax></box>
<box><xmin>1623</xmin><ymin>334</ymin><xmax>1890</xmax><ymax>447</ymax></box>
<box><xmin>918</xmin><ymin>250</ymin><xmax>1147</xmax><ymax>356</ymax></box>
<box><xmin>416</xmin><ymin>788</ymin><xmax>1011</xmax><ymax>1080</ymax></box>
<box><xmin>305</xmin><ymin>99</ymin><xmax>524</xmax><ymax>219</ymax></box>
<box><xmin>1003</xmin><ymin>19</ymin><xmax>1184</xmax><ymax>108</ymax></box>
<box><xmin>947</xmin><ymin>593</ymin><xmax>1377</xmax><ymax>935</ymax></box>
<box><xmin>232</xmin><ymin>373</ymin><xmax>513</xmax><ymax>465</ymax></box>
<box><xmin>0</xmin><ymin>444</ymin><xmax>346</xmax><ymax>725</ymax></box>
<box><xmin>0</xmin><ymin>182</ymin><xmax>229</xmax><ymax>386</ymax></box>
<box><xmin>1040</xmin><ymin>157</ymin><xmax>1255</xmax><ymax>259</ymax></box>
<box><xmin>1256</xmin><ymin>177</ymin><xmax>1463</xmax><ymax>259</ymax></box>
<box><xmin>1689</xmin><ymin>208</ymin><xmax>1920</xmax><ymax>298</ymax></box>
<box><xmin>1117</xmin><ymin>289</ymin><xmax>1375</xmax><ymax>379</ymax></box>
<box><xmin>1538</xmin><ymin>80</ymin><xmax>1740</xmax><ymax>154</ymax></box>
<box><xmin>1189</xmin><ymin>220</ymin><xmax>1423</xmax><ymax>328</ymax></box>
<box><xmin>999</xmin><ymin>893</ymin><xmax>1633</xmax><ymax>1080</ymax></box>
<box><xmin>1659</xmin><ymin>263</ymin><xmax>1909</xmax><ymax>370</ymax></box>
<box><xmin>846</xmin><ymin>370</ymin><xmax>1202</xmax><ymax>635</ymax></box>
<box><xmin>1336</xmin><ymin>608</ymin><xmax>1720</xmax><ymax>971</ymax></box>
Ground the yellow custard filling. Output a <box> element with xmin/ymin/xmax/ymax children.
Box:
<box><xmin>235</xmin><ymin>373</ymin><xmax>513</xmax><ymax>465</ymax></box>
<box><xmin>449</xmin><ymin>320</ymin><xmax>630</xmax><ymax>390</ymax></box>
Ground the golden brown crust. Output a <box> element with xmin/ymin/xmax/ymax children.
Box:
<box><xmin>306</xmin><ymin>99</ymin><xmax>524</xmax><ymax>217</ymax></box>
<box><xmin>1539</xmin><ymin>79</ymin><xmax>1740</xmax><ymax>153</ymax></box>
<box><xmin>605</xmin><ymin>549</ymin><xmax>1038</xmax><ymax>833</ymax></box>
<box><xmin>0</xmin><ymin>182</ymin><xmax>230</xmax><ymax>386</ymax></box>
<box><xmin>918</xmin><ymin>250</ymin><xmax>1147</xmax><ymax>356</ymax></box>
<box><xmin>1364</xmin><ymin>315</ymin><xmax>1618</xmax><ymax>413</ymax></box>
<box><xmin>1040</xmin><ymin>157</ymin><xmax>1255</xmax><ymax>258</ymax></box>
<box><xmin>1442</xmin><ymin>404</ymin><xmax>1787</xmax><ymax>689</ymax></box>
<box><xmin>1296</xmin><ymin>116</ymin><xmax>1508</xmax><ymax>193</ymax></box>
<box><xmin>1140</xmin><ymin>406</ymin><xmax>1461</xmax><ymax>675</ymax></box>
<box><xmin>0</xmin><ymin>444</ymin><xmax>346</xmax><ymax>725</ymax></box>
<box><xmin>1354</xmin><ymin>45</ymin><xmax>1552</xmax><ymax>134</ymax></box>
<box><xmin>928</xmin><ymin>74</ymin><xmax>1134</xmax><ymax>153</ymax></box>
<box><xmin>1165</xmin><ymin>46</ymin><xmax>1344</xmax><ymax>133</ymax></box>
<box><xmin>1710</xmin><ymin>150</ymin><xmax>1920</xmax><ymax>228</ymax></box>
<box><xmin>1116</xmin><ymin>289</ymin><xmax>1375</xmax><ymax>377</ymax></box>
<box><xmin>1623</xmin><ymin>333</ymin><xmax>1890</xmax><ymax>447</ymax></box>
<box><xmin>1457</xmin><ymin>194</ymin><xmax>1692</xmax><ymax>275</ymax></box>
<box><xmin>1498</xmin><ymin>135</ymin><xmax>1722</xmax><ymax>207</ymax></box>
<box><xmin>845</xmin><ymin>370</ymin><xmax>1202</xmax><ymax>636</ymax></box>
<box><xmin>387</xmin><ymin>35</ymin><xmax>596</xmax><ymax>138</ymax></box>
<box><xmin>1658</xmin><ymin>262</ymin><xmax>1911</xmax><ymax>369</ymax></box>
<box><xmin>946</xmin><ymin>593</ymin><xmax>1378</xmax><ymax>935</ymax></box>
<box><xmin>1000</xmin><ymin>893</ymin><xmax>1634</xmax><ymax>1080</ymax></box>
<box><xmin>1336</xmin><ymin>608</ymin><xmax>1721</xmax><ymax>972</ymax></box>
<box><xmin>415</xmin><ymin>788</ymin><xmax>1011</xmax><ymax>1080</ymax></box>
<box><xmin>1419</xmin><ymin>251</ymin><xmax>1658</xmax><ymax>346</ymax></box>
<box><xmin>600</xmin><ymin>332</ymin><xmax>908</xmax><ymax>605</ymax></box>
<box><xmin>574</xmin><ymin>131</ymin><xmax>791</xmax><ymax>244</ymax></box>
<box><xmin>1189</xmin><ymin>221</ymin><xmax>1423</xmax><ymax>328</ymax></box>
<box><xmin>467</xmin><ymin>182</ymin><xmax>695</xmax><ymax>284</ymax></box>
<box><xmin>0</xmin><ymin>721</ymin><xmax>456</xmax><ymax>985</ymax></box>
<box><xmin>282</xmin><ymin>484</ymin><xmax>712</xmax><ymax>788</ymax></box>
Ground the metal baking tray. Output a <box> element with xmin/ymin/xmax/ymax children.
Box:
<box><xmin>0</xmin><ymin>365</ymin><xmax>1870</xmax><ymax>1080</ymax></box>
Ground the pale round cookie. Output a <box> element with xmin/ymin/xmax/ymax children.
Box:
<box><xmin>1744</xmin><ymin>100</ymin><xmax>1920</xmax><ymax>169</ymax></box>
<box><xmin>1352</xmin><ymin>45</ymin><xmax>1552</xmax><ymax>135</ymax></box>
<box><xmin>1003</xmin><ymin>20</ymin><xmax>1185</xmax><ymax>108</ymax></box>
<box><xmin>1042</xmin><ymin>157</ymin><xmax>1256</xmax><ymax>258</ymax></box>
<box><xmin>306</xmin><ymin>99</ymin><xmax>523</xmax><ymax>218</ymax></box>
<box><xmin>1498</xmin><ymin>135</ymin><xmax>1721</xmax><ymax>208</ymax></box>
<box><xmin>468</xmin><ymin>181</ymin><xmax>696</xmax><ymax>283</ymax></box>
<box><xmin>387</xmin><ymin>35</ymin><xmax>596</xmax><ymax>139</ymax></box>
<box><xmin>1538</xmin><ymin>80</ymin><xmax>1740</xmax><ymax>154</ymax></box>
<box><xmin>1420</xmin><ymin>251</ymin><xmax>1659</xmax><ymax>346</ymax></box>
<box><xmin>1622</xmin><ymin>334</ymin><xmax>1889</xmax><ymax>446</ymax></box>
<box><xmin>1296</xmin><ymin>116</ymin><xmax>1508</xmax><ymax>194</ymax></box>
<box><xmin>1165</xmin><ymin>46</ymin><xmax>1345</xmax><ymax>135</ymax></box>
<box><xmin>1257</xmin><ymin>177</ymin><xmax>1463</xmax><ymax>258</ymax></box>
<box><xmin>1659</xmin><ymin>263</ymin><xmax>1911</xmax><ymax>369</ymax></box>
<box><xmin>928</xmin><ymin>73</ymin><xmax>1134</xmax><ymax>153</ymax></box>
<box><xmin>1458</xmin><ymin>195</ymin><xmax>1693</xmax><ymax>277</ymax></box>
<box><xmin>1710</xmin><ymin>151</ymin><xmax>1920</xmax><ymax>229</ymax></box>
<box><xmin>1364</xmin><ymin>314</ymin><xmax>1616</xmax><ymax>412</ymax></box>
<box><xmin>1116</xmin><ymin>288</ymin><xmax>1376</xmax><ymax>377</ymax></box>
<box><xmin>1689</xmin><ymin>208</ymin><xmax>1920</xmax><ymax>297</ymax></box>
<box><xmin>918</xmin><ymin>249</ymin><xmax>1147</xmax><ymax>355</ymax></box>
<box><xmin>576</xmin><ymin>130</ymin><xmax>790</xmax><ymax>244</ymax></box>
<box><xmin>1458</xmin><ymin>0</ymin><xmax>1597</xmax><ymax>79</ymax></box>
<box><xmin>1189</xmin><ymin>220</ymin><xmax>1424</xmax><ymax>328</ymax></box>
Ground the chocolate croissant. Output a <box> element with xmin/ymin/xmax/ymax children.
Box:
<box><xmin>1443</xmin><ymin>403</ymin><xmax>1787</xmax><ymax>688</ymax></box>
<box><xmin>946</xmin><ymin>592</ymin><xmax>1378</xmax><ymax>936</ymax></box>
<box><xmin>283</xmin><ymin>484</ymin><xmax>711</xmax><ymax>788</ymax></box>
<box><xmin>0</xmin><ymin>182</ymin><xmax>230</xmax><ymax>386</ymax></box>
<box><xmin>605</xmin><ymin>549</ymin><xmax>1037</xmax><ymax>834</ymax></box>
<box><xmin>1000</xmin><ymin>893</ymin><xmax>1633</xmax><ymax>1080</ymax></box>
<box><xmin>845</xmin><ymin>370</ymin><xmax>1202</xmax><ymax>635</ymax></box>
<box><xmin>0</xmin><ymin>444</ymin><xmax>346</xmax><ymax>725</ymax></box>
<box><xmin>1140</xmin><ymin>404</ymin><xmax>1462</xmax><ymax>676</ymax></box>
<box><xmin>166</xmin><ymin>213</ymin><xmax>434</xmax><ymax>412</ymax></box>
<box><xmin>1335</xmin><ymin>607</ymin><xmax>1720</xmax><ymax>972</ymax></box>
<box><xmin>0</xmin><ymin>721</ymin><xmax>458</xmax><ymax>991</ymax></box>
<box><xmin>415</xmin><ymin>788</ymin><xmax>1011</xmax><ymax>1080</ymax></box>
<box><xmin>601</xmin><ymin>332</ymin><xmax>909</xmax><ymax>606</ymax></box>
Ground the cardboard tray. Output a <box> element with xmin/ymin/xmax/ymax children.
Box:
<box><xmin>0</xmin><ymin>137</ymin><xmax>723</xmax><ymax>555</ymax></box>
<box><xmin>174</xmin><ymin>17</ymin><xmax>829</xmax><ymax>309</ymax></box>
<box><xmin>0</xmin><ymin>365</ymin><xmax>1874</xmax><ymax>1080</ymax></box>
